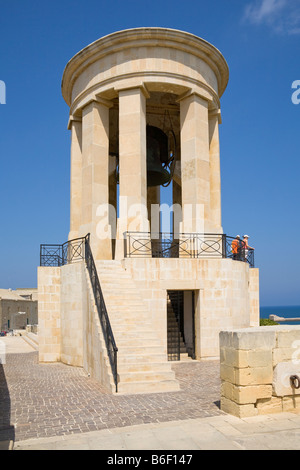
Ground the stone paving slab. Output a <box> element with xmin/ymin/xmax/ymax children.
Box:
<box><xmin>0</xmin><ymin>336</ymin><xmax>222</xmax><ymax>444</ymax></box>
<box><xmin>3</xmin><ymin>336</ymin><xmax>300</xmax><ymax>451</ymax></box>
<box><xmin>14</xmin><ymin>412</ymin><xmax>300</xmax><ymax>450</ymax></box>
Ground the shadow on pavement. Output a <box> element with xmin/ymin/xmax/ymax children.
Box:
<box><xmin>0</xmin><ymin>362</ymin><xmax>15</xmax><ymax>449</ymax></box>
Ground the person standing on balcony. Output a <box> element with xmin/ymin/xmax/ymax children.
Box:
<box><xmin>242</xmin><ymin>235</ymin><xmax>254</xmax><ymax>261</ymax></box>
<box><xmin>231</xmin><ymin>235</ymin><xmax>241</xmax><ymax>260</ymax></box>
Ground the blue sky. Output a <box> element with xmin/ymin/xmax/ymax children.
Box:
<box><xmin>0</xmin><ymin>0</ymin><xmax>299</xmax><ymax>306</ymax></box>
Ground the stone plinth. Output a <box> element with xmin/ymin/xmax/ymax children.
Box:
<box><xmin>220</xmin><ymin>326</ymin><xmax>300</xmax><ymax>417</ymax></box>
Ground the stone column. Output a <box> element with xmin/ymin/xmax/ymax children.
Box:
<box><xmin>147</xmin><ymin>186</ymin><xmax>160</xmax><ymax>234</ymax></box>
<box><xmin>80</xmin><ymin>99</ymin><xmax>113</xmax><ymax>259</ymax></box>
<box><xmin>179</xmin><ymin>93</ymin><xmax>211</xmax><ymax>234</ymax></box>
<box><xmin>209</xmin><ymin>110</ymin><xmax>222</xmax><ymax>233</ymax></box>
<box><xmin>68</xmin><ymin>117</ymin><xmax>82</xmax><ymax>241</ymax></box>
<box><xmin>116</xmin><ymin>87</ymin><xmax>150</xmax><ymax>259</ymax></box>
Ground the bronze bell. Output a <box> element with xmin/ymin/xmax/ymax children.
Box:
<box><xmin>146</xmin><ymin>125</ymin><xmax>171</xmax><ymax>187</ymax></box>
<box><xmin>114</xmin><ymin>125</ymin><xmax>172</xmax><ymax>187</ymax></box>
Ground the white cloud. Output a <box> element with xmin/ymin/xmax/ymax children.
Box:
<box><xmin>245</xmin><ymin>0</ymin><xmax>286</xmax><ymax>24</ymax></box>
<box><xmin>244</xmin><ymin>0</ymin><xmax>300</xmax><ymax>34</ymax></box>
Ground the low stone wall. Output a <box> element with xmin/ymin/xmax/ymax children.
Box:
<box><xmin>220</xmin><ymin>326</ymin><xmax>300</xmax><ymax>417</ymax></box>
<box><xmin>26</xmin><ymin>324</ymin><xmax>38</xmax><ymax>334</ymax></box>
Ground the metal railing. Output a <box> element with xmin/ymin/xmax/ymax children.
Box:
<box><xmin>124</xmin><ymin>232</ymin><xmax>255</xmax><ymax>267</ymax></box>
<box><xmin>40</xmin><ymin>237</ymin><xmax>86</xmax><ymax>266</ymax></box>
<box><xmin>40</xmin><ymin>234</ymin><xmax>118</xmax><ymax>393</ymax></box>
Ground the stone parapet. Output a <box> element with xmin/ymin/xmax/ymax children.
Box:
<box><xmin>220</xmin><ymin>326</ymin><xmax>300</xmax><ymax>417</ymax></box>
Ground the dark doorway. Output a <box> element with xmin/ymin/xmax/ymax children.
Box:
<box><xmin>167</xmin><ymin>290</ymin><xmax>195</xmax><ymax>361</ymax></box>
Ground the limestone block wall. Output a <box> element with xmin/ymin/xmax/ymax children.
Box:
<box><xmin>220</xmin><ymin>326</ymin><xmax>300</xmax><ymax>418</ymax></box>
<box><xmin>38</xmin><ymin>267</ymin><xmax>61</xmax><ymax>362</ymax></box>
<box><xmin>123</xmin><ymin>257</ymin><xmax>259</xmax><ymax>358</ymax></box>
<box><xmin>60</xmin><ymin>263</ymin><xmax>85</xmax><ymax>367</ymax></box>
<box><xmin>38</xmin><ymin>262</ymin><xmax>114</xmax><ymax>392</ymax></box>
<box><xmin>82</xmin><ymin>267</ymin><xmax>115</xmax><ymax>392</ymax></box>
<box><xmin>38</xmin><ymin>263</ymin><xmax>85</xmax><ymax>365</ymax></box>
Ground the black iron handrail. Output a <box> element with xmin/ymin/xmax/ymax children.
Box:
<box><xmin>40</xmin><ymin>234</ymin><xmax>118</xmax><ymax>392</ymax></box>
<box><xmin>124</xmin><ymin>232</ymin><xmax>254</xmax><ymax>267</ymax></box>
<box><xmin>84</xmin><ymin>235</ymin><xmax>118</xmax><ymax>392</ymax></box>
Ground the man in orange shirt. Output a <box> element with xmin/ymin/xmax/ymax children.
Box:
<box><xmin>231</xmin><ymin>235</ymin><xmax>240</xmax><ymax>260</ymax></box>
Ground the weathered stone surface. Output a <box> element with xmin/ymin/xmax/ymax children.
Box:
<box><xmin>221</xmin><ymin>381</ymin><xmax>272</xmax><ymax>404</ymax></box>
<box><xmin>220</xmin><ymin>396</ymin><xmax>257</xmax><ymax>418</ymax></box>
<box><xmin>256</xmin><ymin>397</ymin><xmax>283</xmax><ymax>415</ymax></box>
<box><xmin>220</xmin><ymin>328</ymin><xmax>276</xmax><ymax>351</ymax></box>
<box><xmin>221</xmin><ymin>327</ymin><xmax>300</xmax><ymax>418</ymax></box>
<box><xmin>273</xmin><ymin>362</ymin><xmax>300</xmax><ymax>397</ymax></box>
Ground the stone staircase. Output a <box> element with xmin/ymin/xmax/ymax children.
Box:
<box><xmin>95</xmin><ymin>260</ymin><xmax>180</xmax><ymax>394</ymax></box>
<box><xmin>21</xmin><ymin>332</ymin><xmax>39</xmax><ymax>351</ymax></box>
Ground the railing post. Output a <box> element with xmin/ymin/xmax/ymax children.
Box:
<box><xmin>222</xmin><ymin>234</ymin><xmax>226</xmax><ymax>258</ymax></box>
<box><xmin>123</xmin><ymin>232</ymin><xmax>127</xmax><ymax>258</ymax></box>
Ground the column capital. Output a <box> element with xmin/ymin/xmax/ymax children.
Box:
<box><xmin>176</xmin><ymin>90</ymin><xmax>210</xmax><ymax>106</ymax></box>
<box><xmin>82</xmin><ymin>97</ymin><xmax>114</xmax><ymax>112</ymax></box>
<box><xmin>116</xmin><ymin>83</ymin><xmax>150</xmax><ymax>99</ymax></box>
<box><xmin>67</xmin><ymin>114</ymin><xmax>82</xmax><ymax>130</ymax></box>
<box><xmin>208</xmin><ymin>108</ymin><xmax>222</xmax><ymax>124</ymax></box>
<box><xmin>94</xmin><ymin>95</ymin><xmax>115</xmax><ymax>108</ymax></box>
<box><xmin>177</xmin><ymin>89</ymin><xmax>221</xmax><ymax>114</ymax></box>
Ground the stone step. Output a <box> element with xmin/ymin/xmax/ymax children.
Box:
<box><xmin>119</xmin><ymin>362</ymin><xmax>172</xmax><ymax>373</ymax></box>
<box><xmin>118</xmin><ymin>353</ymin><xmax>167</xmax><ymax>364</ymax></box>
<box><xmin>99</xmin><ymin>271</ymin><xmax>130</xmax><ymax>276</ymax></box>
<box><xmin>113</xmin><ymin>330</ymin><xmax>158</xmax><ymax>339</ymax></box>
<box><xmin>117</xmin><ymin>345</ymin><xmax>164</xmax><ymax>355</ymax></box>
<box><xmin>108</xmin><ymin>313</ymin><xmax>149</xmax><ymax>320</ymax></box>
<box><xmin>101</xmin><ymin>287</ymin><xmax>141</xmax><ymax>293</ymax></box>
<box><xmin>102</xmin><ymin>298</ymin><xmax>145</xmax><ymax>306</ymax></box>
<box><xmin>115</xmin><ymin>338</ymin><xmax>162</xmax><ymax>347</ymax></box>
<box><xmin>93</xmin><ymin>260</ymin><xmax>181</xmax><ymax>393</ymax></box>
<box><xmin>118</xmin><ymin>369</ymin><xmax>176</xmax><ymax>383</ymax></box>
<box><xmin>117</xmin><ymin>379</ymin><xmax>180</xmax><ymax>394</ymax></box>
<box><xmin>21</xmin><ymin>334</ymin><xmax>38</xmax><ymax>351</ymax></box>
<box><xmin>111</xmin><ymin>322</ymin><xmax>153</xmax><ymax>329</ymax></box>
<box><xmin>110</xmin><ymin>319</ymin><xmax>151</xmax><ymax>327</ymax></box>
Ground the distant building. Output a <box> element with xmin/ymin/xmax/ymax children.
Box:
<box><xmin>0</xmin><ymin>288</ymin><xmax>38</xmax><ymax>331</ymax></box>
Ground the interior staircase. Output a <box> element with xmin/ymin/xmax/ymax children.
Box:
<box><xmin>167</xmin><ymin>298</ymin><xmax>191</xmax><ymax>361</ymax></box>
<box><xmin>95</xmin><ymin>260</ymin><xmax>180</xmax><ymax>394</ymax></box>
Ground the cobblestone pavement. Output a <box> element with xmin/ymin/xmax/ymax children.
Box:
<box><xmin>0</xmin><ymin>339</ymin><xmax>222</xmax><ymax>443</ymax></box>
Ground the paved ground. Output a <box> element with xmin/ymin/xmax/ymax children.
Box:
<box><xmin>0</xmin><ymin>336</ymin><xmax>221</xmax><ymax>445</ymax></box>
<box><xmin>1</xmin><ymin>335</ymin><xmax>300</xmax><ymax>451</ymax></box>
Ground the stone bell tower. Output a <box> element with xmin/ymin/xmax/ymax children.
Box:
<box><xmin>62</xmin><ymin>27</ymin><xmax>227</xmax><ymax>260</ymax></box>
<box><xmin>38</xmin><ymin>28</ymin><xmax>259</xmax><ymax>394</ymax></box>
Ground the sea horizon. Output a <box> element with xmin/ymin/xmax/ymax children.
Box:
<box><xmin>260</xmin><ymin>305</ymin><xmax>300</xmax><ymax>325</ymax></box>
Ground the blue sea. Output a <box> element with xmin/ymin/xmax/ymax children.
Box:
<box><xmin>260</xmin><ymin>305</ymin><xmax>300</xmax><ymax>325</ymax></box>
